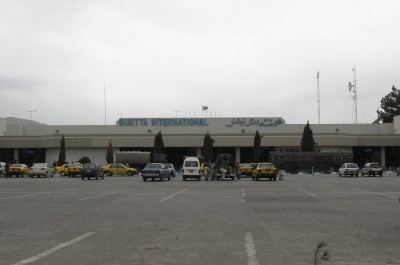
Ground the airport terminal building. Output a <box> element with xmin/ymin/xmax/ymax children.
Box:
<box><xmin>1</xmin><ymin>116</ymin><xmax>400</xmax><ymax>169</ymax></box>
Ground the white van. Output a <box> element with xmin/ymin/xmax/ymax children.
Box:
<box><xmin>182</xmin><ymin>157</ymin><xmax>201</xmax><ymax>181</ymax></box>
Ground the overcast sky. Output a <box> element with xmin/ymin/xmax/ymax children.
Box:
<box><xmin>1</xmin><ymin>0</ymin><xmax>399</xmax><ymax>125</ymax></box>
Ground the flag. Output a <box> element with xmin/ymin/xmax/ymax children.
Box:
<box><xmin>202</xmin><ymin>106</ymin><xmax>208</xmax><ymax>111</ymax></box>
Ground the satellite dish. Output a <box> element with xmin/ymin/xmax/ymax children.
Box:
<box><xmin>348</xmin><ymin>82</ymin><xmax>353</xmax><ymax>91</ymax></box>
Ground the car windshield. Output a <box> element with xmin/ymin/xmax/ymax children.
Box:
<box><xmin>145</xmin><ymin>164</ymin><xmax>161</xmax><ymax>169</ymax></box>
<box><xmin>347</xmin><ymin>164</ymin><xmax>358</xmax><ymax>168</ymax></box>
<box><xmin>82</xmin><ymin>164</ymin><xmax>97</xmax><ymax>170</ymax></box>
<box><xmin>258</xmin><ymin>163</ymin><xmax>274</xmax><ymax>168</ymax></box>
<box><xmin>10</xmin><ymin>164</ymin><xmax>22</xmax><ymax>167</ymax></box>
<box><xmin>370</xmin><ymin>164</ymin><xmax>381</xmax><ymax>168</ymax></box>
<box><xmin>164</xmin><ymin>164</ymin><xmax>172</xmax><ymax>168</ymax></box>
<box><xmin>185</xmin><ymin>161</ymin><xmax>198</xmax><ymax>167</ymax></box>
<box><xmin>32</xmin><ymin>163</ymin><xmax>46</xmax><ymax>168</ymax></box>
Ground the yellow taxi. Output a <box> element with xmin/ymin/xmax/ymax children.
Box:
<box><xmin>55</xmin><ymin>164</ymin><xmax>70</xmax><ymax>176</ymax></box>
<box><xmin>239</xmin><ymin>163</ymin><xmax>258</xmax><ymax>178</ymax></box>
<box><xmin>102</xmin><ymin>163</ymin><xmax>137</xmax><ymax>176</ymax></box>
<box><xmin>8</xmin><ymin>163</ymin><xmax>30</xmax><ymax>177</ymax></box>
<box><xmin>68</xmin><ymin>163</ymin><xmax>82</xmax><ymax>178</ymax></box>
<box><xmin>252</xmin><ymin>162</ymin><xmax>278</xmax><ymax>181</ymax></box>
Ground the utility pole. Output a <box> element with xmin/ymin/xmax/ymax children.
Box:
<box><xmin>348</xmin><ymin>65</ymin><xmax>358</xmax><ymax>124</ymax></box>
<box><xmin>317</xmin><ymin>71</ymin><xmax>320</xmax><ymax>124</ymax></box>
<box><xmin>27</xmin><ymin>109</ymin><xmax>36</xmax><ymax>125</ymax></box>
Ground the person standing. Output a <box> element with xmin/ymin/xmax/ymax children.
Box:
<box><xmin>235</xmin><ymin>161</ymin><xmax>241</xmax><ymax>180</ymax></box>
<box><xmin>210</xmin><ymin>160</ymin><xmax>216</xmax><ymax>180</ymax></box>
<box><xmin>204</xmin><ymin>160</ymin><xmax>210</xmax><ymax>181</ymax></box>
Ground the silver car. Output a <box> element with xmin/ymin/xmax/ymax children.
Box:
<box><xmin>338</xmin><ymin>163</ymin><xmax>359</xmax><ymax>177</ymax></box>
<box><xmin>29</xmin><ymin>163</ymin><xmax>53</xmax><ymax>178</ymax></box>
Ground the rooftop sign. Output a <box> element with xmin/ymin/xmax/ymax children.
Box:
<box><xmin>117</xmin><ymin>117</ymin><xmax>284</xmax><ymax>127</ymax></box>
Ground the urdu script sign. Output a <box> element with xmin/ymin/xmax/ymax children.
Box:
<box><xmin>117</xmin><ymin>117</ymin><xmax>284</xmax><ymax>127</ymax></box>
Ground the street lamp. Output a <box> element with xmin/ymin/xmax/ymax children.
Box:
<box><xmin>27</xmin><ymin>109</ymin><xmax>37</xmax><ymax>125</ymax></box>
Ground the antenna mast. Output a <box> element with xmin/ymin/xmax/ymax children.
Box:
<box><xmin>104</xmin><ymin>81</ymin><xmax>107</xmax><ymax>125</ymax></box>
<box><xmin>317</xmin><ymin>71</ymin><xmax>320</xmax><ymax>124</ymax></box>
<box><xmin>348</xmin><ymin>66</ymin><xmax>358</xmax><ymax>124</ymax></box>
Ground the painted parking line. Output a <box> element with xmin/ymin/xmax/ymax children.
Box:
<box><xmin>297</xmin><ymin>188</ymin><xmax>318</xmax><ymax>198</ymax></box>
<box><xmin>245</xmin><ymin>232</ymin><xmax>260</xmax><ymax>265</ymax></box>
<box><xmin>78</xmin><ymin>190</ymin><xmax>129</xmax><ymax>201</ymax></box>
<box><xmin>0</xmin><ymin>190</ymin><xmax>74</xmax><ymax>200</ymax></box>
<box><xmin>352</xmin><ymin>188</ymin><xmax>399</xmax><ymax>199</ymax></box>
<box><xmin>159</xmin><ymin>189</ymin><xmax>188</xmax><ymax>202</ymax></box>
<box><xmin>11</xmin><ymin>232</ymin><xmax>96</xmax><ymax>265</ymax></box>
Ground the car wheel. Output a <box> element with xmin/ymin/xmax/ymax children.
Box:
<box><xmin>61</xmin><ymin>172</ymin><xmax>65</xmax><ymax>176</ymax></box>
<box><xmin>127</xmin><ymin>172</ymin><xmax>133</xmax><ymax>176</ymax></box>
<box><xmin>168</xmin><ymin>177</ymin><xmax>171</xmax><ymax>181</ymax></box>
<box><xmin>152</xmin><ymin>178</ymin><xmax>154</xmax><ymax>181</ymax></box>
<box><xmin>81</xmin><ymin>176</ymin><xmax>84</xmax><ymax>180</ymax></box>
<box><xmin>273</xmin><ymin>177</ymin><xmax>277</xmax><ymax>181</ymax></box>
<box><xmin>160</xmin><ymin>176</ymin><xmax>164</xmax><ymax>181</ymax></box>
<box><xmin>256</xmin><ymin>177</ymin><xmax>259</xmax><ymax>181</ymax></box>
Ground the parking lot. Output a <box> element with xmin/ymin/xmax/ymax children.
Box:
<box><xmin>1</xmin><ymin>173</ymin><xmax>400</xmax><ymax>265</ymax></box>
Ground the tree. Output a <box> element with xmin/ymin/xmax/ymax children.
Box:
<box><xmin>300</xmin><ymin>121</ymin><xmax>317</xmax><ymax>151</ymax></box>
<box><xmin>154</xmin><ymin>130</ymin><xmax>164</xmax><ymax>154</ymax></box>
<box><xmin>78</xmin><ymin>156</ymin><xmax>91</xmax><ymax>164</ymax></box>
<box><xmin>58</xmin><ymin>135</ymin><xmax>66</xmax><ymax>166</ymax></box>
<box><xmin>377</xmin><ymin>85</ymin><xmax>400</xmax><ymax>123</ymax></box>
<box><xmin>106</xmin><ymin>139</ymin><xmax>113</xmax><ymax>164</ymax></box>
<box><xmin>253</xmin><ymin>130</ymin><xmax>262</xmax><ymax>163</ymax></box>
<box><xmin>202</xmin><ymin>131</ymin><xmax>215</xmax><ymax>161</ymax></box>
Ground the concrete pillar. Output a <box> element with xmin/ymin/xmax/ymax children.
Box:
<box><xmin>196</xmin><ymin>147</ymin><xmax>202</xmax><ymax>158</ymax></box>
<box><xmin>381</xmin><ymin>146</ymin><xmax>386</xmax><ymax>168</ymax></box>
<box><xmin>13</xmin><ymin>148</ymin><xmax>19</xmax><ymax>162</ymax></box>
<box><xmin>235</xmin><ymin>147</ymin><xmax>241</xmax><ymax>162</ymax></box>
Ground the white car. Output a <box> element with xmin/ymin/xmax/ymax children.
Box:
<box><xmin>182</xmin><ymin>157</ymin><xmax>201</xmax><ymax>181</ymax></box>
<box><xmin>29</xmin><ymin>163</ymin><xmax>53</xmax><ymax>178</ymax></box>
<box><xmin>0</xmin><ymin>162</ymin><xmax>6</xmax><ymax>176</ymax></box>
<box><xmin>338</xmin><ymin>163</ymin><xmax>359</xmax><ymax>177</ymax></box>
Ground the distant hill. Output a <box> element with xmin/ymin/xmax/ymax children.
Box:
<box><xmin>4</xmin><ymin>117</ymin><xmax>46</xmax><ymax>126</ymax></box>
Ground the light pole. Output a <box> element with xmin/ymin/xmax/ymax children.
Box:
<box><xmin>27</xmin><ymin>109</ymin><xmax>37</xmax><ymax>125</ymax></box>
<box><xmin>348</xmin><ymin>65</ymin><xmax>358</xmax><ymax>124</ymax></box>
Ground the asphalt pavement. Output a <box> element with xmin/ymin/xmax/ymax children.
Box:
<box><xmin>1</xmin><ymin>173</ymin><xmax>400</xmax><ymax>265</ymax></box>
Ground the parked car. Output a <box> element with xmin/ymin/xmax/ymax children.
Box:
<box><xmin>240</xmin><ymin>163</ymin><xmax>258</xmax><ymax>178</ymax></box>
<box><xmin>29</xmin><ymin>163</ymin><xmax>53</xmax><ymax>178</ymax></box>
<box><xmin>7</xmin><ymin>164</ymin><xmax>30</xmax><ymax>177</ymax></box>
<box><xmin>360</xmin><ymin>162</ymin><xmax>383</xmax><ymax>177</ymax></box>
<box><xmin>252</xmin><ymin>162</ymin><xmax>278</xmax><ymax>181</ymax></box>
<box><xmin>55</xmin><ymin>164</ymin><xmax>70</xmax><ymax>176</ymax></box>
<box><xmin>338</xmin><ymin>163</ymin><xmax>359</xmax><ymax>177</ymax></box>
<box><xmin>68</xmin><ymin>163</ymin><xmax>83</xmax><ymax>178</ymax></box>
<box><xmin>80</xmin><ymin>163</ymin><xmax>104</xmax><ymax>180</ymax></box>
<box><xmin>141</xmin><ymin>163</ymin><xmax>171</xmax><ymax>181</ymax></box>
<box><xmin>163</xmin><ymin>163</ymin><xmax>176</xmax><ymax>177</ymax></box>
<box><xmin>0</xmin><ymin>162</ymin><xmax>6</xmax><ymax>176</ymax></box>
<box><xmin>102</xmin><ymin>163</ymin><xmax>137</xmax><ymax>176</ymax></box>
<box><xmin>182</xmin><ymin>157</ymin><xmax>201</xmax><ymax>181</ymax></box>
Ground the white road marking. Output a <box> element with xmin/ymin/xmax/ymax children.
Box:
<box><xmin>245</xmin><ymin>232</ymin><xmax>260</xmax><ymax>265</ymax></box>
<box><xmin>11</xmin><ymin>232</ymin><xmax>96</xmax><ymax>265</ymax></box>
<box><xmin>159</xmin><ymin>189</ymin><xmax>188</xmax><ymax>202</ymax></box>
<box><xmin>241</xmin><ymin>188</ymin><xmax>246</xmax><ymax>202</ymax></box>
<box><xmin>297</xmin><ymin>188</ymin><xmax>318</xmax><ymax>198</ymax></box>
<box><xmin>353</xmin><ymin>188</ymin><xmax>399</xmax><ymax>199</ymax></box>
<box><xmin>78</xmin><ymin>190</ymin><xmax>128</xmax><ymax>201</ymax></box>
<box><xmin>0</xmin><ymin>190</ymin><xmax>73</xmax><ymax>200</ymax></box>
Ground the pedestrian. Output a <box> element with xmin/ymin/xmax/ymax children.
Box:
<box><xmin>4</xmin><ymin>162</ymin><xmax>9</xmax><ymax>178</ymax></box>
<box><xmin>235</xmin><ymin>161</ymin><xmax>241</xmax><ymax>180</ymax></box>
<box><xmin>204</xmin><ymin>160</ymin><xmax>210</xmax><ymax>181</ymax></box>
<box><xmin>210</xmin><ymin>160</ymin><xmax>216</xmax><ymax>180</ymax></box>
